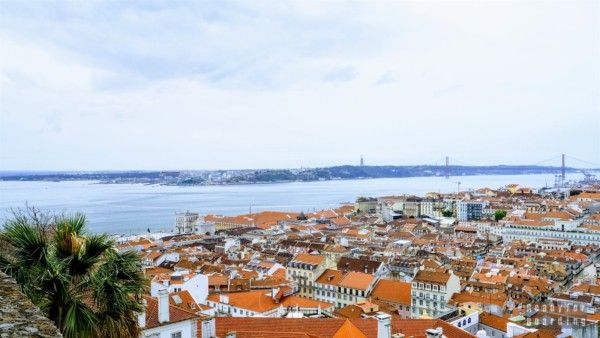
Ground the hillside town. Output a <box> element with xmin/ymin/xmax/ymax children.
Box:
<box><xmin>112</xmin><ymin>183</ymin><xmax>600</xmax><ymax>338</ymax></box>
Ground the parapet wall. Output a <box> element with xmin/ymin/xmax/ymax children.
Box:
<box><xmin>0</xmin><ymin>272</ymin><xmax>62</xmax><ymax>337</ymax></box>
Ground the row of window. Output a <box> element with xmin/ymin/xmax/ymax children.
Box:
<box><xmin>289</xmin><ymin>270</ymin><xmax>313</xmax><ymax>278</ymax></box>
<box><xmin>412</xmin><ymin>282</ymin><xmax>445</xmax><ymax>292</ymax></box>
<box><xmin>411</xmin><ymin>291</ymin><xmax>444</xmax><ymax>302</ymax></box>
<box><xmin>412</xmin><ymin>299</ymin><xmax>441</xmax><ymax>308</ymax></box>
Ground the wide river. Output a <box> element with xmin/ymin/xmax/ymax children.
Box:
<box><xmin>0</xmin><ymin>173</ymin><xmax>582</xmax><ymax>235</ymax></box>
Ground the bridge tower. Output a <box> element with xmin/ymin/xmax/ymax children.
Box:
<box><xmin>445</xmin><ymin>156</ymin><xmax>449</xmax><ymax>179</ymax></box>
<box><xmin>561</xmin><ymin>153</ymin><xmax>565</xmax><ymax>181</ymax></box>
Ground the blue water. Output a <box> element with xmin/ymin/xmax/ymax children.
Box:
<box><xmin>0</xmin><ymin>173</ymin><xmax>581</xmax><ymax>235</ymax></box>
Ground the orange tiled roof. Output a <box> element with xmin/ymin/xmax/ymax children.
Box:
<box><xmin>169</xmin><ymin>290</ymin><xmax>200</xmax><ymax>313</ymax></box>
<box><xmin>575</xmin><ymin>192</ymin><xmax>600</xmax><ymax>200</ymax></box>
<box><xmin>413</xmin><ymin>270</ymin><xmax>451</xmax><ymax>285</ymax></box>
<box><xmin>212</xmin><ymin>317</ymin><xmax>475</xmax><ymax>338</ymax></box>
<box><xmin>293</xmin><ymin>253</ymin><xmax>325</xmax><ymax>265</ymax></box>
<box><xmin>316</xmin><ymin>269</ymin><xmax>345</xmax><ymax>286</ymax></box>
<box><xmin>332</xmin><ymin>319</ymin><xmax>368</xmax><ymax>338</ymax></box>
<box><xmin>143</xmin><ymin>295</ymin><xmax>199</xmax><ymax>329</ymax></box>
<box><xmin>371</xmin><ymin>279</ymin><xmax>411</xmax><ymax>305</ymax></box>
<box><xmin>479</xmin><ymin>312</ymin><xmax>509</xmax><ymax>332</ymax></box>
<box><xmin>213</xmin><ymin>317</ymin><xmax>375</xmax><ymax>338</ymax></box>
<box><xmin>207</xmin><ymin>290</ymin><xmax>333</xmax><ymax>313</ymax></box>
<box><xmin>339</xmin><ymin>271</ymin><xmax>374</xmax><ymax>290</ymax></box>
<box><xmin>391</xmin><ymin>318</ymin><xmax>476</xmax><ymax>338</ymax></box>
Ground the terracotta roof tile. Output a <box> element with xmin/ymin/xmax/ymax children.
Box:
<box><xmin>339</xmin><ymin>271</ymin><xmax>375</xmax><ymax>291</ymax></box>
<box><xmin>143</xmin><ymin>295</ymin><xmax>199</xmax><ymax>330</ymax></box>
<box><xmin>371</xmin><ymin>279</ymin><xmax>411</xmax><ymax>305</ymax></box>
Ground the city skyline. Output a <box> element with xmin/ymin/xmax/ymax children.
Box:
<box><xmin>1</xmin><ymin>1</ymin><xmax>599</xmax><ymax>171</ymax></box>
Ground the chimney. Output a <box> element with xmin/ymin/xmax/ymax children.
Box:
<box><xmin>201</xmin><ymin>317</ymin><xmax>216</xmax><ymax>338</ymax></box>
<box><xmin>272</xmin><ymin>287</ymin><xmax>280</xmax><ymax>301</ymax></box>
<box><xmin>158</xmin><ymin>288</ymin><xmax>170</xmax><ymax>323</ymax></box>
<box><xmin>137</xmin><ymin>298</ymin><xmax>147</xmax><ymax>328</ymax></box>
<box><xmin>425</xmin><ymin>327</ymin><xmax>443</xmax><ymax>338</ymax></box>
<box><xmin>375</xmin><ymin>312</ymin><xmax>392</xmax><ymax>338</ymax></box>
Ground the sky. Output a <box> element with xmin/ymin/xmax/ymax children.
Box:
<box><xmin>0</xmin><ymin>1</ymin><xmax>599</xmax><ymax>171</ymax></box>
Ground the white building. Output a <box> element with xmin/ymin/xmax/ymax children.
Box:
<box><xmin>456</xmin><ymin>201</ymin><xmax>484</xmax><ymax>221</ymax></box>
<box><xmin>139</xmin><ymin>289</ymin><xmax>201</xmax><ymax>338</ymax></box>
<box><xmin>501</xmin><ymin>226</ymin><xmax>600</xmax><ymax>246</ymax></box>
<box><xmin>175</xmin><ymin>212</ymin><xmax>215</xmax><ymax>235</ymax></box>
<box><xmin>151</xmin><ymin>270</ymin><xmax>209</xmax><ymax>305</ymax></box>
<box><xmin>411</xmin><ymin>269</ymin><xmax>461</xmax><ymax>318</ymax></box>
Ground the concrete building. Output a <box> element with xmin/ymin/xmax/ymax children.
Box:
<box><xmin>411</xmin><ymin>269</ymin><xmax>461</xmax><ymax>318</ymax></box>
<box><xmin>175</xmin><ymin>212</ymin><xmax>216</xmax><ymax>235</ymax></box>
<box><xmin>420</xmin><ymin>199</ymin><xmax>446</xmax><ymax>218</ymax></box>
<box><xmin>286</xmin><ymin>254</ymin><xmax>331</xmax><ymax>298</ymax></box>
<box><xmin>456</xmin><ymin>201</ymin><xmax>484</xmax><ymax>221</ymax></box>
<box><xmin>139</xmin><ymin>289</ymin><xmax>201</xmax><ymax>338</ymax></box>
<box><xmin>501</xmin><ymin>226</ymin><xmax>600</xmax><ymax>246</ymax></box>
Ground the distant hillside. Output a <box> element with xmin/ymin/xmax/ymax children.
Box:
<box><xmin>0</xmin><ymin>165</ymin><xmax>581</xmax><ymax>186</ymax></box>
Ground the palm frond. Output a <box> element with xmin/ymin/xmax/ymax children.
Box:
<box><xmin>1</xmin><ymin>209</ymin><xmax>145</xmax><ymax>338</ymax></box>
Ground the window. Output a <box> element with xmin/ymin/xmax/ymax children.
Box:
<box><xmin>171</xmin><ymin>332</ymin><xmax>182</xmax><ymax>338</ymax></box>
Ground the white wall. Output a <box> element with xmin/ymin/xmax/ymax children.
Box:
<box><xmin>140</xmin><ymin>319</ymin><xmax>197</xmax><ymax>338</ymax></box>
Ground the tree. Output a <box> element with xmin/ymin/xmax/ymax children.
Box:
<box><xmin>495</xmin><ymin>209</ymin><xmax>507</xmax><ymax>221</ymax></box>
<box><xmin>0</xmin><ymin>208</ymin><xmax>146</xmax><ymax>338</ymax></box>
<box><xmin>442</xmin><ymin>210</ymin><xmax>454</xmax><ymax>217</ymax></box>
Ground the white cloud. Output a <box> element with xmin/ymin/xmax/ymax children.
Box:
<box><xmin>0</xmin><ymin>0</ymin><xmax>598</xmax><ymax>170</ymax></box>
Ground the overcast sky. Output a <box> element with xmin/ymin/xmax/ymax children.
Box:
<box><xmin>0</xmin><ymin>1</ymin><xmax>599</xmax><ymax>171</ymax></box>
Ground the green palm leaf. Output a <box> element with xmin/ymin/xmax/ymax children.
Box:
<box><xmin>0</xmin><ymin>209</ymin><xmax>146</xmax><ymax>338</ymax></box>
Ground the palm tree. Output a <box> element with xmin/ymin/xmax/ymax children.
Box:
<box><xmin>0</xmin><ymin>210</ymin><xmax>146</xmax><ymax>338</ymax></box>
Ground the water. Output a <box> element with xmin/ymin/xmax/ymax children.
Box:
<box><xmin>0</xmin><ymin>173</ymin><xmax>581</xmax><ymax>235</ymax></box>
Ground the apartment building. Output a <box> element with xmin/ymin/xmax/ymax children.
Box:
<box><xmin>456</xmin><ymin>201</ymin><xmax>484</xmax><ymax>221</ymax></box>
<box><xmin>314</xmin><ymin>269</ymin><xmax>344</xmax><ymax>307</ymax></box>
<box><xmin>420</xmin><ymin>199</ymin><xmax>446</xmax><ymax>218</ymax></box>
<box><xmin>337</xmin><ymin>271</ymin><xmax>377</xmax><ymax>308</ymax></box>
<box><xmin>313</xmin><ymin>269</ymin><xmax>378</xmax><ymax>309</ymax></box>
<box><xmin>502</xmin><ymin>226</ymin><xmax>600</xmax><ymax>246</ymax></box>
<box><xmin>411</xmin><ymin>269</ymin><xmax>461</xmax><ymax>318</ymax></box>
<box><xmin>151</xmin><ymin>271</ymin><xmax>209</xmax><ymax>305</ymax></box>
<box><xmin>286</xmin><ymin>253</ymin><xmax>330</xmax><ymax>298</ymax></box>
<box><xmin>139</xmin><ymin>289</ymin><xmax>201</xmax><ymax>338</ymax></box>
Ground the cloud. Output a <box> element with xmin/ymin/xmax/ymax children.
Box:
<box><xmin>0</xmin><ymin>0</ymin><xmax>598</xmax><ymax>170</ymax></box>
<box><xmin>376</xmin><ymin>71</ymin><xmax>396</xmax><ymax>85</ymax></box>
<box><xmin>323</xmin><ymin>66</ymin><xmax>357</xmax><ymax>83</ymax></box>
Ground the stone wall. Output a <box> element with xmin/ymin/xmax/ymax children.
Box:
<box><xmin>0</xmin><ymin>272</ymin><xmax>62</xmax><ymax>337</ymax></box>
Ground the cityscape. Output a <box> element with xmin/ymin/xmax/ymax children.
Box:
<box><xmin>1</xmin><ymin>1</ymin><xmax>599</xmax><ymax>338</ymax></box>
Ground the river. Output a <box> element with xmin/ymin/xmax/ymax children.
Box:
<box><xmin>0</xmin><ymin>173</ymin><xmax>582</xmax><ymax>234</ymax></box>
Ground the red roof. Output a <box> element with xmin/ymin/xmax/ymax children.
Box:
<box><xmin>210</xmin><ymin>317</ymin><xmax>475</xmax><ymax>338</ymax></box>
<box><xmin>143</xmin><ymin>295</ymin><xmax>199</xmax><ymax>329</ymax></box>
<box><xmin>391</xmin><ymin>319</ymin><xmax>476</xmax><ymax>338</ymax></box>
